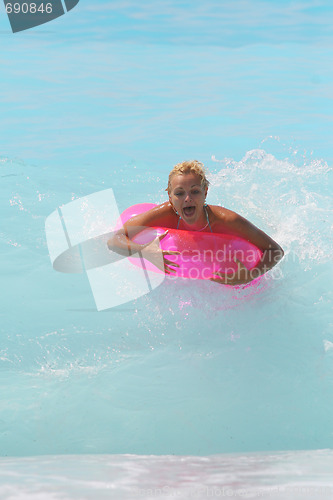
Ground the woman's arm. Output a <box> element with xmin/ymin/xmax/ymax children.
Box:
<box><xmin>107</xmin><ymin>203</ymin><xmax>180</xmax><ymax>274</ymax></box>
<box><xmin>210</xmin><ymin>210</ymin><xmax>284</xmax><ymax>286</ymax></box>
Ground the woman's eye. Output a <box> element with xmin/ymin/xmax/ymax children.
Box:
<box><xmin>174</xmin><ymin>190</ymin><xmax>200</xmax><ymax>196</ymax></box>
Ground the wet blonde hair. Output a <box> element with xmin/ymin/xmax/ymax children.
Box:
<box><xmin>167</xmin><ymin>160</ymin><xmax>210</xmax><ymax>194</ymax></box>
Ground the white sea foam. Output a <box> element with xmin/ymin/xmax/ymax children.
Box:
<box><xmin>1</xmin><ymin>451</ymin><xmax>333</xmax><ymax>500</ymax></box>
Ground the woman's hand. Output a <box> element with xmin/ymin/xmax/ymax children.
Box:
<box><xmin>143</xmin><ymin>230</ymin><xmax>180</xmax><ymax>275</ymax></box>
<box><xmin>209</xmin><ymin>259</ymin><xmax>254</xmax><ymax>286</ymax></box>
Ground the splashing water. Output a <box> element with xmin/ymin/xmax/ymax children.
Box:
<box><xmin>0</xmin><ymin>147</ymin><xmax>332</xmax><ymax>497</ymax></box>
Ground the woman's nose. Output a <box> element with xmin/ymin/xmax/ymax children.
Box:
<box><xmin>184</xmin><ymin>193</ymin><xmax>192</xmax><ymax>202</ymax></box>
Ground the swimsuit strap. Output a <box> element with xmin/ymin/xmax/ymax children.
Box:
<box><xmin>176</xmin><ymin>205</ymin><xmax>212</xmax><ymax>232</ymax></box>
<box><xmin>205</xmin><ymin>205</ymin><xmax>213</xmax><ymax>233</ymax></box>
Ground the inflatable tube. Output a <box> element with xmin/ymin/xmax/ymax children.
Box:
<box><xmin>117</xmin><ymin>203</ymin><xmax>263</xmax><ymax>281</ymax></box>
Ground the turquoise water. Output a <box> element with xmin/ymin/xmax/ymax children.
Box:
<box><xmin>1</xmin><ymin>147</ymin><xmax>332</xmax><ymax>456</ymax></box>
<box><xmin>1</xmin><ymin>0</ymin><xmax>333</xmax><ymax>497</ymax></box>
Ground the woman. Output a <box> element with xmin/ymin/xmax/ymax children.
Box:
<box><xmin>108</xmin><ymin>160</ymin><xmax>284</xmax><ymax>285</ymax></box>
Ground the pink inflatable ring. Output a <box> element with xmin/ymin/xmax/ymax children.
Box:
<box><xmin>117</xmin><ymin>203</ymin><xmax>263</xmax><ymax>281</ymax></box>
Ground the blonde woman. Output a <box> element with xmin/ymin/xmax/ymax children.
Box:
<box><xmin>108</xmin><ymin>160</ymin><xmax>283</xmax><ymax>285</ymax></box>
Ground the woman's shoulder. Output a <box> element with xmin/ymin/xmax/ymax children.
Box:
<box><xmin>144</xmin><ymin>201</ymin><xmax>175</xmax><ymax>221</ymax></box>
<box><xmin>124</xmin><ymin>201</ymin><xmax>177</xmax><ymax>228</ymax></box>
<box><xmin>150</xmin><ymin>202</ymin><xmax>178</xmax><ymax>228</ymax></box>
<box><xmin>208</xmin><ymin>204</ymin><xmax>240</xmax><ymax>223</ymax></box>
<box><xmin>208</xmin><ymin>205</ymin><xmax>245</xmax><ymax>234</ymax></box>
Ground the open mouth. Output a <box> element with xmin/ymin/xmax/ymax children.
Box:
<box><xmin>182</xmin><ymin>206</ymin><xmax>196</xmax><ymax>218</ymax></box>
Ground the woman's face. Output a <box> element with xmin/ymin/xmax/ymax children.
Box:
<box><xmin>169</xmin><ymin>173</ymin><xmax>208</xmax><ymax>225</ymax></box>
